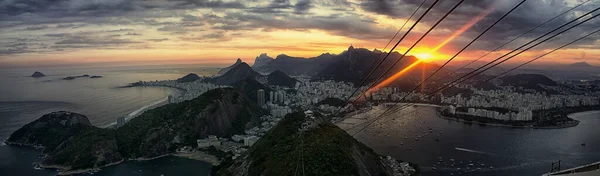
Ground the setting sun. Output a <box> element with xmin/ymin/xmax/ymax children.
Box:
<box><xmin>414</xmin><ymin>52</ymin><xmax>434</xmax><ymax>61</ymax></box>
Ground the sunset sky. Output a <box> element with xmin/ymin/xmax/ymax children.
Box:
<box><xmin>1</xmin><ymin>0</ymin><xmax>599</xmax><ymax>68</ymax></box>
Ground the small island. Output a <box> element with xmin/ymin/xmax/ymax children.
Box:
<box><xmin>63</xmin><ymin>74</ymin><xmax>90</xmax><ymax>80</ymax></box>
<box><xmin>31</xmin><ymin>71</ymin><xmax>45</xmax><ymax>78</ymax></box>
<box><xmin>90</xmin><ymin>75</ymin><xmax>103</xmax><ymax>78</ymax></box>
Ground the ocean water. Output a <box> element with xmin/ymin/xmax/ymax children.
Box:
<box><xmin>344</xmin><ymin>106</ymin><xmax>600</xmax><ymax>176</ymax></box>
<box><xmin>0</xmin><ymin>65</ymin><xmax>220</xmax><ymax>175</ymax></box>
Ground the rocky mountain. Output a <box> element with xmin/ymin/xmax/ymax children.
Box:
<box><xmin>314</xmin><ymin>46</ymin><xmax>447</xmax><ymax>86</ymax></box>
<box><xmin>252</xmin><ymin>53</ymin><xmax>274</xmax><ymax>71</ymax></box>
<box><xmin>218</xmin><ymin>58</ymin><xmax>243</xmax><ymax>75</ymax></box>
<box><xmin>31</xmin><ymin>71</ymin><xmax>45</xmax><ymax>78</ymax></box>
<box><xmin>6</xmin><ymin>111</ymin><xmax>123</xmax><ymax>173</ymax></box>
<box><xmin>117</xmin><ymin>88</ymin><xmax>266</xmax><ymax>158</ymax></box>
<box><xmin>252</xmin><ymin>53</ymin><xmax>337</xmax><ymax>76</ymax></box>
<box><xmin>205</xmin><ymin>62</ymin><xmax>261</xmax><ymax>85</ymax></box>
<box><xmin>177</xmin><ymin>73</ymin><xmax>200</xmax><ymax>83</ymax></box>
<box><xmin>7</xmin><ymin>88</ymin><xmax>267</xmax><ymax>173</ymax></box>
<box><xmin>214</xmin><ymin>112</ymin><xmax>413</xmax><ymax>176</ymax></box>
<box><xmin>267</xmin><ymin>70</ymin><xmax>297</xmax><ymax>88</ymax></box>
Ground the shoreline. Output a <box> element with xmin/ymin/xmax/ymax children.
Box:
<box><xmin>103</xmin><ymin>86</ymin><xmax>185</xmax><ymax>128</ymax></box>
<box><xmin>436</xmin><ymin>114</ymin><xmax>579</xmax><ymax>129</ymax></box>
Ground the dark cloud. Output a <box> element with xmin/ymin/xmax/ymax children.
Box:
<box><xmin>294</xmin><ymin>0</ymin><xmax>313</xmax><ymax>14</ymax></box>
<box><xmin>147</xmin><ymin>38</ymin><xmax>169</xmax><ymax>42</ymax></box>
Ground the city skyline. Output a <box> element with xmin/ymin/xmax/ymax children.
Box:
<box><xmin>1</xmin><ymin>0</ymin><xmax>600</xmax><ymax>68</ymax></box>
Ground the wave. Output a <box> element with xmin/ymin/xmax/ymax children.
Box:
<box><xmin>455</xmin><ymin>147</ymin><xmax>488</xmax><ymax>155</ymax></box>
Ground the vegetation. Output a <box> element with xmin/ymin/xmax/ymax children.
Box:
<box><xmin>8</xmin><ymin>88</ymin><xmax>267</xmax><ymax>172</ymax></box>
<box><xmin>216</xmin><ymin>111</ymin><xmax>397</xmax><ymax>176</ymax></box>
<box><xmin>317</xmin><ymin>97</ymin><xmax>346</xmax><ymax>107</ymax></box>
<box><xmin>117</xmin><ymin>88</ymin><xmax>266</xmax><ymax>158</ymax></box>
<box><xmin>45</xmin><ymin>126</ymin><xmax>121</xmax><ymax>170</ymax></box>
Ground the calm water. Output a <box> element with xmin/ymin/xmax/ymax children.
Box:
<box><xmin>0</xmin><ymin>65</ymin><xmax>220</xmax><ymax>175</ymax></box>
<box><xmin>346</xmin><ymin>106</ymin><xmax>600</xmax><ymax>176</ymax></box>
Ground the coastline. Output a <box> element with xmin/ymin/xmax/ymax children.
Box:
<box><xmin>399</xmin><ymin>104</ymin><xmax>588</xmax><ymax>129</ymax></box>
<box><xmin>104</xmin><ymin>86</ymin><xmax>185</xmax><ymax>128</ymax></box>
<box><xmin>568</xmin><ymin>110</ymin><xmax>600</xmax><ymax>118</ymax></box>
<box><xmin>172</xmin><ymin>150</ymin><xmax>221</xmax><ymax>166</ymax></box>
<box><xmin>436</xmin><ymin>114</ymin><xmax>579</xmax><ymax>129</ymax></box>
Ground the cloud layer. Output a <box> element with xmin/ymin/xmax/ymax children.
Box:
<box><xmin>0</xmin><ymin>0</ymin><xmax>599</xmax><ymax>66</ymax></box>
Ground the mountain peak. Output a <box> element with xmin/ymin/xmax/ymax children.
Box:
<box><xmin>218</xmin><ymin>58</ymin><xmax>245</xmax><ymax>75</ymax></box>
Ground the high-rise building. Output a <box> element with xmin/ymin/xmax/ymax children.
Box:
<box><xmin>278</xmin><ymin>91</ymin><xmax>284</xmax><ymax>104</ymax></box>
<box><xmin>273</xmin><ymin>91</ymin><xmax>278</xmax><ymax>102</ymax></box>
<box><xmin>257</xmin><ymin>89</ymin><xmax>265</xmax><ymax>108</ymax></box>
<box><xmin>269</xmin><ymin>91</ymin><xmax>274</xmax><ymax>103</ymax></box>
<box><xmin>117</xmin><ymin>116</ymin><xmax>126</xmax><ymax>128</ymax></box>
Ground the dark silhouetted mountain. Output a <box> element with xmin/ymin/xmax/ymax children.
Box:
<box><xmin>218</xmin><ymin>58</ymin><xmax>243</xmax><ymax>75</ymax></box>
<box><xmin>267</xmin><ymin>70</ymin><xmax>297</xmax><ymax>87</ymax></box>
<box><xmin>252</xmin><ymin>53</ymin><xmax>274</xmax><ymax>70</ymax></box>
<box><xmin>214</xmin><ymin>112</ymin><xmax>411</xmax><ymax>176</ymax></box>
<box><xmin>205</xmin><ymin>62</ymin><xmax>261</xmax><ymax>85</ymax></box>
<box><xmin>6</xmin><ymin>111</ymin><xmax>122</xmax><ymax>173</ymax></box>
<box><xmin>500</xmin><ymin>74</ymin><xmax>557</xmax><ymax>92</ymax></box>
<box><xmin>177</xmin><ymin>73</ymin><xmax>200</xmax><ymax>83</ymax></box>
<box><xmin>314</xmin><ymin>46</ymin><xmax>448</xmax><ymax>86</ymax></box>
<box><xmin>252</xmin><ymin>52</ymin><xmax>337</xmax><ymax>76</ymax></box>
<box><xmin>569</xmin><ymin>62</ymin><xmax>595</xmax><ymax>67</ymax></box>
<box><xmin>231</xmin><ymin>77</ymin><xmax>273</xmax><ymax>103</ymax></box>
<box><xmin>31</xmin><ymin>71</ymin><xmax>45</xmax><ymax>78</ymax></box>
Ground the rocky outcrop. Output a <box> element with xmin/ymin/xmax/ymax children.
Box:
<box><xmin>252</xmin><ymin>53</ymin><xmax>273</xmax><ymax>71</ymax></box>
<box><xmin>31</xmin><ymin>71</ymin><xmax>45</xmax><ymax>78</ymax></box>
<box><xmin>218</xmin><ymin>58</ymin><xmax>243</xmax><ymax>75</ymax></box>
<box><xmin>6</xmin><ymin>111</ymin><xmax>123</xmax><ymax>173</ymax></box>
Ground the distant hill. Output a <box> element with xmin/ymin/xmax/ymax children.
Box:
<box><xmin>177</xmin><ymin>73</ymin><xmax>200</xmax><ymax>83</ymax></box>
<box><xmin>252</xmin><ymin>52</ymin><xmax>338</xmax><ymax>76</ymax></box>
<box><xmin>569</xmin><ymin>62</ymin><xmax>595</xmax><ymax>67</ymax></box>
<box><xmin>267</xmin><ymin>70</ymin><xmax>297</xmax><ymax>88</ymax></box>
<box><xmin>499</xmin><ymin>74</ymin><xmax>557</xmax><ymax>92</ymax></box>
<box><xmin>205</xmin><ymin>62</ymin><xmax>261</xmax><ymax>85</ymax></box>
<box><xmin>218</xmin><ymin>58</ymin><xmax>243</xmax><ymax>75</ymax></box>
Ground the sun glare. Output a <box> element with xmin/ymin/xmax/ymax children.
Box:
<box><xmin>414</xmin><ymin>53</ymin><xmax>433</xmax><ymax>61</ymax></box>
